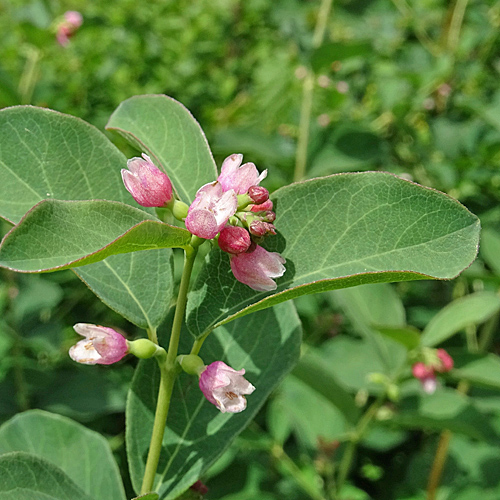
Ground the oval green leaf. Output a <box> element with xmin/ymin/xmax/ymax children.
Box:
<box><xmin>77</xmin><ymin>250</ymin><xmax>174</xmax><ymax>330</ymax></box>
<box><xmin>106</xmin><ymin>95</ymin><xmax>218</xmax><ymax>204</ymax></box>
<box><xmin>421</xmin><ymin>291</ymin><xmax>500</xmax><ymax>347</ymax></box>
<box><xmin>0</xmin><ymin>106</ymin><xmax>132</xmax><ymax>225</ymax></box>
<box><xmin>187</xmin><ymin>172</ymin><xmax>480</xmax><ymax>336</ymax></box>
<box><xmin>0</xmin><ymin>410</ymin><xmax>126</xmax><ymax>500</ymax></box>
<box><xmin>0</xmin><ymin>452</ymin><xmax>93</xmax><ymax>500</ymax></box>
<box><xmin>0</xmin><ymin>200</ymin><xmax>191</xmax><ymax>272</ymax></box>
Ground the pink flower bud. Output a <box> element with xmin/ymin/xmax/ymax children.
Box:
<box><xmin>185</xmin><ymin>182</ymin><xmax>238</xmax><ymax>239</ymax></box>
<box><xmin>121</xmin><ymin>154</ymin><xmax>173</xmax><ymax>207</ymax></box>
<box><xmin>190</xmin><ymin>480</ymin><xmax>208</xmax><ymax>495</ymax></box>
<box><xmin>412</xmin><ymin>362</ymin><xmax>437</xmax><ymax>394</ymax></box>
<box><xmin>64</xmin><ymin>10</ymin><xmax>83</xmax><ymax>28</ymax></box>
<box><xmin>218</xmin><ymin>154</ymin><xmax>267</xmax><ymax>195</ymax></box>
<box><xmin>412</xmin><ymin>362</ymin><xmax>433</xmax><ymax>380</ymax></box>
<box><xmin>248</xmin><ymin>186</ymin><xmax>269</xmax><ymax>205</ymax></box>
<box><xmin>264</xmin><ymin>211</ymin><xmax>276</xmax><ymax>222</ymax></box>
<box><xmin>230</xmin><ymin>244</ymin><xmax>285</xmax><ymax>291</ymax></box>
<box><xmin>69</xmin><ymin>324</ymin><xmax>128</xmax><ymax>365</ymax></box>
<box><xmin>249</xmin><ymin>221</ymin><xmax>276</xmax><ymax>237</ymax></box>
<box><xmin>56</xmin><ymin>11</ymin><xmax>83</xmax><ymax>47</ymax></box>
<box><xmin>218</xmin><ymin>226</ymin><xmax>251</xmax><ymax>254</ymax></box>
<box><xmin>436</xmin><ymin>349</ymin><xmax>454</xmax><ymax>372</ymax></box>
<box><xmin>249</xmin><ymin>199</ymin><xmax>274</xmax><ymax>212</ymax></box>
<box><xmin>199</xmin><ymin>361</ymin><xmax>255</xmax><ymax>413</ymax></box>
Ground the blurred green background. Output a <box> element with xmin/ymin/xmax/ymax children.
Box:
<box><xmin>2</xmin><ymin>1</ymin><xmax>500</xmax><ymax>499</ymax></box>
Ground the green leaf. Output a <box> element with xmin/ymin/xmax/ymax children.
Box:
<box><xmin>392</xmin><ymin>387</ymin><xmax>498</xmax><ymax>441</ymax></box>
<box><xmin>127</xmin><ymin>302</ymin><xmax>301</xmax><ymax>499</ymax></box>
<box><xmin>374</xmin><ymin>326</ymin><xmax>421</xmax><ymax>350</ymax></box>
<box><xmin>451</xmin><ymin>353</ymin><xmax>500</xmax><ymax>390</ymax></box>
<box><xmin>0</xmin><ymin>106</ymin><xmax>131</xmax><ymax>225</ymax></box>
<box><xmin>330</xmin><ymin>284</ymin><xmax>408</xmax><ymax>374</ymax></box>
<box><xmin>0</xmin><ymin>410</ymin><xmax>125</xmax><ymax>500</ymax></box>
<box><xmin>106</xmin><ymin>95</ymin><xmax>218</xmax><ymax>204</ymax></box>
<box><xmin>421</xmin><ymin>292</ymin><xmax>500</xmax><ymax>347</ymax></box>
<box><xmin>0</xmin><ymin>105</ymin><xmax>174</xmax><ymax>329</ymax></box>
<box><xmin>311</xmin><ymin>42</ymin><xmax>373</xmax><ymax>73</ymax></box>
<box><xmin>0</xmin><ymin>451</ymin><xmax>93</xmax><ymax>500</ymax></box>
<box><xmin>480</xmin><ymin>227</ymin><xmax>500</xmax><ymax>275</ymax></box>
<box><xmin>187</xmin><ymin>172</ymin><xmax>479</xmax><ymax>336</ymax></box>
<box><xmin>0</xmin><ymin>200</ymin><xmax>191</xmax><ymax>272</ymax></box>
<box><xmin>133</xmin><ymin>495</ymin><xmax>159</xmax><ymax>500</ymax></box>
<box><xmin>291</xmin><ymin>348</ymin><xmax>360</xmax><ymax>425</ymax></box>
<box><xmin>77</xmin><ymin>250</ymin><xmax>174</xmax><ymax>329</ymax></box>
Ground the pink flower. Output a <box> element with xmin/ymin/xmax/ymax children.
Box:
<box><xmin>56</xmin><ymin>11</ymin><xmax>83</xmax><ymax>47</ymax></box>
<box><xmin>412</xmin><ymin>362</ymin><xmax>437</xmax><ymax>394</ymax></box>
<box><xmin>436</xmin><ymin>349</ymin><xmax>454</xmax><ymax>372</ymax></box>
<box><xmin>199</xmin><ymin>361</ymin><xmax>255</xmax><ymax>413</ymax></box>
<box><xmin>64</xmin><ymin>10</ymin><xmax>83</xmax><ymax>28</ymax></box>
<box><xmin>217</xmin><ymin>154</ymin><xmax>267</xmax><ymax>194</ymax></box>
<box><xmin>69</xmin><ymin>324</ymin><xmax>128</xmax><ymax>365</ymax></box>
<box><xmin>121</xmin><ymin>154</ymin><xmax>173</xmax><ymax>207</ymax></box>
<box><xmin>185</xmin><ymin>182</ymin><xmax>237</xmax><ymax>239</ymax></box>
<box><xmin>230</xmin><ymin>244</ymin><xmax>285</xmax><ymax>291</ymax></box>
<box><xmin>218</xmin><ymin>226</ymin><xmax>251</xmax><ymax>254</ymax></box>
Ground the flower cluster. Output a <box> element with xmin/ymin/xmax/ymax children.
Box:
<box><xmin>56</xmin><ymin>11</ymin><xmax>83</xmax><ymax>47</ymax></box>
<box><xmin>412</xmin><ymin>348</ymin><xmax>454</xmax><ymax>394</ymax></box>
<box><xmin>122</xmin><ymin>152</ymin><xmax>285</xmax><ymax>291</ymax></box>
<box><xmin>186</xmin><ymin>154</ymin><xmax>285</xmax><ymax>291</ymax></box>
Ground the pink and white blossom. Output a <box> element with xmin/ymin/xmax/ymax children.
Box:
<box><xmin>185</xmin><ymin>182</ymin><xmax>237</xmax><ymax>239</ymax></box>
<box><xmin>230</xmin><ymin>244</ymin><xmax>285</xmax><ymax>291</ymax></box>
<box><xmin>199</xmin><ymin>361</ymin><xmax>255</xmax><ymax>413</ymax></box>
<box><xmin>412</xmin><ymin>362</ymin><xmax>437</xmax><ymax>394</ymax></box>
<box><xmin>69</xmin><ymin>323</ymin><xmax>128</xmax><ymax>365</ymax></box>
<box><xmin>56</xmin><ymin>11</ymin><xmax>83</xmax><ymax>47</ymax></box>
<box><xmin>122</xmin><ymin>154</ymin><xmax>173</xmax><ymax>207</ymax></box>
<box><xmin>218</xmin><ymin>154</ymin><xmax>267</xmax><ymax>195</ymax></box>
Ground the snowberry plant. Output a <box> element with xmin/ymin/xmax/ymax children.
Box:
<box><xmin>0</xmin><ymin>95</ymin><xmax>480</xmax><ymax>499</ymax></box>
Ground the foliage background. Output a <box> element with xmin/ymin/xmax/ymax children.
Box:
<box><xmin>1</xmin><ymin>0</ymin><xmax>500</xmax><ymax>499</ymax></box>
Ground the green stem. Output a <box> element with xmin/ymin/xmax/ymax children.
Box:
<box><xmin>271</xmin><ymin>443</ymin><xmax>326</xmax><ymax>500</ymax></box>
<box><xmin>18</xmin><ymin>46</ymin><xmax>41</xmax><ymax>104</ymax></box>
<box><xmin>293</xmin><ymin>0</ymin><xmax>334</xmax><ymax>183</ymax></box>
<box><xmin>426</xmin><ymin>430</ymin><xmax>452</xmax><ymax>500</ymax></box>
<box><xmin>446</xmin><ymin>0</ymin><xmax>469</xmax><ymax>52</ymax></box>
<box><xmin>147</xmin><ymin>327</ymin><xmax>158</xmax><ymax>345</ymax></box>
<box><xmin>335</xmin><ymin>394</ymin><xmax>384</xmax><ymax>496</ymax></box>
<box><xmin>190</xmin><ymin>329</ymin><xmax>212</xmax><ymax>356</ymax></box>
<box><xmin>140</xmin><ymin>245</ymin><xmax>198</xmax><ymax>494</ymax></box>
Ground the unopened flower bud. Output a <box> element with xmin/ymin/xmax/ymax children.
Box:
<box><xmin>249</xmin><ymin>221</ymin><xmax>276</xmax><ymax>237</ymax></box>
<box><xmin>170</xmin><ymin>199</ymin><xmax>189</xmax><ymax>221</ymax></box>
<box><xmin>248</xmin><ymin>186</ymin><xmax>269</xmax><ymax>205</ymax></box>
<box><xmin>128</xmin><ymin>338</ymin><xmax>163</xmax><ymax>359</ymax></box>
<box><xmin>250</xmin><ymin>199</ymin><xmax>273</xmax><ymax>212</ymax></box>
<box><xmin>122</xmin><ymin>154</ymin><xmax>173</xmax><ymax>207</ymax></box>
<box><xmin>218</xmin><ymin>226</ymin><xmax>251</xmax><ymax>254</ymax></box>
<box><xmin>436</xmin><ymin>349</ymin><xmax>454</xmax><ymax>372</ymax></box>
<box><xmin>199</xmin><ymin>361</ymin><xmax>255</xmax><ymax>413</ymax></box>
<box><xmin>69</xmin><ymin>324</ymin><xmax>128</xmax><ymax>365</ymax></box>
<box><xmin>264</xmin><ymin>211</ymin><xmax>276</xmax><ymax>222</ymax></box>
<box><xmin>178</xmin><ymin>354</ymin><xmax>205</xmax><ymax>375</ymax></box>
